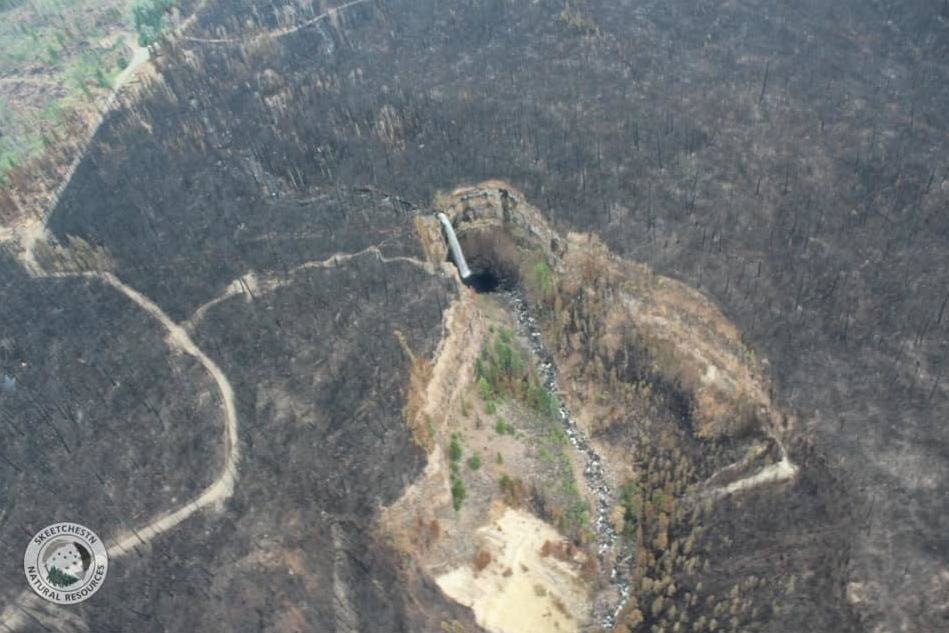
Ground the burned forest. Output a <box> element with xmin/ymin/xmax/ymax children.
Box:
<box><xmin>1</xmin><ymin>1</ymin><xmax>947</xmax><ymax>632</ymax></box>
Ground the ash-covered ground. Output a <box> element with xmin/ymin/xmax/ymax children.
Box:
<box><xmin>1</xmin><ymin>1</ymin><xmax>946</xmax><ymax>631</ymax></box>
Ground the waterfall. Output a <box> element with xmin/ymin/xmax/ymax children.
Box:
<box><xmin>436</xmin><ymin>213</ymin><xmax>471</xmax><ymax>279</ymax></box>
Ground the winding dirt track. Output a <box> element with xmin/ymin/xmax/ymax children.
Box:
<box><xmin>717</xmin><ymin>456</ymin><xmax>798</xmax><ymax>497</ymax></box>
<box><xmin>182</xmin><ymin>0</ymin><xmax>373</xmax><ymax>45</ymax></box>
<box><xmin>701</xmin><ymin>444</ymin><xmax>799</xmax><ymax>500</ymax></box>
<box><xmin>0</xmin><ymin>271</ymin><xmax>239</xmax><ymax>631</ymax></box>
<box><xmin>0</xmin><ymin>4</ymin><xmax>412</xmax><ymax>628</ymax></box>
<box><xmin>88</xmin><ymin>272</ymin><xmax>241</xmax><ymax>557</ymax></box>
<box><xmin>1</xmin><ymin>244</ymin><xmax>435</xmax><ymax>630</ymax></box>
<box><xmin>186</xmin><ymin>245</ymin><xmax>433</xmax><ymax>329</ymax></box>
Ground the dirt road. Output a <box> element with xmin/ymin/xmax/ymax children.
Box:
<box><xmin>0</xmin><ymin>270</ymin><xmax>240</xmax><ymax>630</ymax></box>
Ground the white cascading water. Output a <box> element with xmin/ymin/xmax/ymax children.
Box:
<box><xmin>436</xmin><ymin>213</ymin><xmax>471</xmax><ymax>279</ymax></box>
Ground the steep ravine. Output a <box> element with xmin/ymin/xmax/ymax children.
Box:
<box><xmin>438</xmin><ymin>200</ymin><xmax>632</xmax><ymax>622</ymax></box>
<box><xmin>407</xmin><ymin>182</ymin><xmax>813</xmax><ymax>632</ymax></box>
<box><xmin>506</xmin><ymin>290</ymin><xmax>631</xmax><ymax>629</ymax></box>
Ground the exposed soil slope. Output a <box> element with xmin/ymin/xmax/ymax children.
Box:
<box><xmin>387</xmin><ymin>183</ymin><xmax>820</xmax><ymax>633</ymax></box>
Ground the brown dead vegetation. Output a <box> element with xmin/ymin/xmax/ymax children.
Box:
<box><xmin>414</xmin><ymin>215</ymin><xmax>448</xmax><ymax>269</ymax></box>
<box><xmin>540</xmin><ymin>539</ymin><xmax>580</xmax><ymax>562</ymax></box>
<box><xmin>388</xmin><ymin>183</ymin><xmax>796</xmax><ymax>633</ymax></box>
<box><xmin>429</xmin><ymin>183</ymin><xmax>799</xmax><ymax>633</ymax></box>
<box><xmin>396</xmin><ymin>328</ymin><xmax>436</xmax><ymax>451</ymax></box>
<box><xmin>499</xmin><ymin>474</ymin><xmax>526</xmax><ymax>508</ymax></box>
<box><xmin>402</xmin><ymin>515</ymin><xmax>442</xmax><ymax>553</ymax></box>
<box><xmin>472</xmin><ymin>548</ymin><xmax>492</xmax><ymax>572</ymax></box>
<box><xmin>546</xmin><ymin>232</ymin><xmax>776</xmax><ymax>441</ymax></box>
<box><xmin>438</xmin><ymin>182</ymin><xmax>781</xmax><ymax>442</ymax></box>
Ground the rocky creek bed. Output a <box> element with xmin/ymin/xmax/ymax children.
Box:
<box><xmin>505</xmin><ymin>289</ymin><xmax>632</xmax><ymax>630</ymax></box>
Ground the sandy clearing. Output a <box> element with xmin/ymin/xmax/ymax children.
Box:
<box><xmin>435</xmin><ymin>508</ymin><xmax>592</xmax><ymax>633</ymax></box>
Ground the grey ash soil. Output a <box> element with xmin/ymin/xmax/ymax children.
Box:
<box><xmin>0</xmin><ymin>238</ymin><xmax>473</xmax><ymax>631</ymax></box>
<box><xmin>0</xmin><ymin>0</ymin><xmax>946</xmax><ymax>631</ymax></box>
<box><xmin>75</xmin><ymin>262</ymin><xmax>470</xmax><ymax>632</ymax></box>
<box><xmin>0</xmin><ymin>272</ymin><xmax>224</xmax><ymax>585</ymax></box>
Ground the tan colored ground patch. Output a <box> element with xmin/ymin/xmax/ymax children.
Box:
<box><xmin>556</xmin><ymin>230</ymin><xmax>777</xmax><ymax>439</ymax></box>
<box><xmin>435</xmin><ymin>508</ymin><xmax>591</xmax><ymax>633</ymax></box>
<box><xmin>381</xmin><ymin>280</ymin><xmax>597</xmax><ymax>630</ymax></box>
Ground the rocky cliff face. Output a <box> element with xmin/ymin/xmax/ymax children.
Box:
<box><xmin>441</xmin><ymin>183</ymin><xmax>787</xmax><ymax>442</ymax></box>
<box><xmin>393</xmin><ymin>183</ymin><xmax>843</xmax><ymax>633</ymax></box>
<box><xmin>3</xmin><ymin>0</ymin><xmax>943</xmax><ymax>629</ymax></box>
